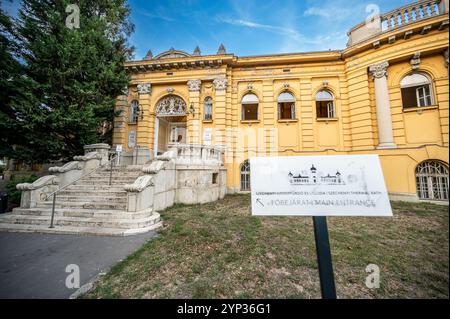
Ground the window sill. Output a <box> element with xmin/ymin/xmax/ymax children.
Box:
<box><xmin>202</xmin><ymin>119</ymin><xmax>213</xmax><ymax>123</ymax></box>
<box><xmin>403</xmin><ymin>105</ymin><xmax>438</xmax><ymax>113</ymax></box>
<box><xmin>241</xmin><ymin>120</ymin><xmax>260</xmax><ymax>124</ymax></box>
<box><xmin>316</xmin><ymin>118</ymin><xmax>339</xmax><ymax>122</ymax></box>
<box><xmin>278</xmin><ymin>119</ymin><xmax>298</xmax><ymax>123</ymax></box>
<box><xmin>128</xmin><ymin>122</ymin><xmax>137</xmax><ymax>125</ymax></box>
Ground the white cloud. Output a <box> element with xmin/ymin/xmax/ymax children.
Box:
<box><xmin>221</xmin><ymin>18</ymin><xmax>300</xmax><ymax>37</ymax></box>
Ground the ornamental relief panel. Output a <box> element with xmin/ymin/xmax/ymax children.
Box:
<box><xmin>155</xmin><ymin>95</ymin><xmax>187</xmax><ymax>116</ymax></box>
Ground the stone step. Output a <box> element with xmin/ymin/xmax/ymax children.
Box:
<box><xmin>89</xmin><ymin>171</ymin><xmax>141</xmax><ymax>176</ymax></box>
<box><xmin>0</xmin><ymin>221</ymin><xmax>162</xmax><ymax>236</ymax></box>
<box><xmin>66</xmin><ymin>185</ymin><xmax>125</xmax><ymax>191</ymax></box>
<box><xmin>37</xmin><ymin>201</ymin><xmax>127</xmax><ymax>210</ymax></box>
<box><xmin>57</xmin><ymin>190</ymin><xmax>127</xmax><ymax>197</ymax></box>
<box><xmin>0</xmin><ymin>213</ymin><xmax>160</xmax><ymax>229</ymax></box>
<box><xmin>11</xmin><ymin>207</ymin><xmax>152</xmax><ymax>219</ymax></box>
<box><xmin>73</xmin><ymin>180</ymin><xmax>134</xmax><ymax>186</ymax></box>
<box><xmin>46</xmin><ymin>195</ymin><xmax>127</xmax><ymax>203</ymax></box>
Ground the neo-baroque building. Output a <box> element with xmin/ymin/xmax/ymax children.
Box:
<box><xmin>113</xmin><ymin>0</ymin><xmax>449</xmax><ymax>202</ymax></box>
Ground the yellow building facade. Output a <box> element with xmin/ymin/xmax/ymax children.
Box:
<box><xmin>113</xmin><ymin>0</ymin><xmax>449</xmax><ymax>202</ymax></box>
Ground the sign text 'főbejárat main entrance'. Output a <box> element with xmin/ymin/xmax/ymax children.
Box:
<box><xmin>250</xmin><ymin>155</ymin><xmax>392</xmax><ymax>216</ymax></box>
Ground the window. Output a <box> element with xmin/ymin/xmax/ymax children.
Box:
<box><xmin>129</xmin><ymin>100</ymin><xmax>139</xmax><ymax>123</ymax></box>
<box><xmin>204</xmin><ymin>97</ymin><xmax>213</xmax><ymax>120</ymax></box>
<box><xmin>416</xmin><ymin>160</ymin><xmax>449</xmax><ymax>200</ymax></box>
<box><xmin>212</xmin><ymin>173</ymin><xmax>218</xmax><ymax>184</ymax></box>
<box><xmin>241</xmin><ymin>93</ymin><xmax>259</xmax><ymax>121</ymax></box>
<box><xmin>278</xmin><ymin>92</ymin><xmax>296</xmax><ymax>120</ymax></box>
<box><xmin>240</xmin><ymin>160</ymin><xmax>251</xmax><ymax>191</ymax></box>
<box><xmin>400</xmin><ymin>73</ymin><xmax>434</xmax><ymax>108</ymax></box>
<box><xmin>315</xmin><ymin>90</ymin><xmax>335</xmax><ymax>118</ymax></box>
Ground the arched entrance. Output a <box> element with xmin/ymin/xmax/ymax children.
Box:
<box><xmin>153</xmin><ymin>95</ymin><xmax>188</xmax><ymax>156</ymax></box>
<box><xmin>415</xmin><ymin>160</ymin><xmax>449</xmax><ymax>201</ymax></box>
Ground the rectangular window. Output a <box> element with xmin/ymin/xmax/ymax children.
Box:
<box><xmin>278</xmin><ymin>102</ymin><xmax>295</xmax><ymax>119</ymax></box>
<box><xmin>242</xmin><ymin>104</ymin><xmax>258</xmax><ymax>120</ymax></box>
<box><xmin>402</xmin><ymin>85</ymin><xmax>432</xmax><ymax>108</ymax></box>
<box><xmin>327</xmin><ymin>102</ymin><xmax>335</xmax><ymax>118</ymax></box>
<box><xmin>316</xmin><ymin>101</ymin><xmax>334</xmax><ymax>118</ymax></box>
<box><xmin>212</xmin><ymin>173</ymin><xmax>218</xmax><ymax>184</ymax></box>
<box><xmin>204</xmin><ymin>104</ymin><xmax>212</xmax><ymax>120</ymax></box>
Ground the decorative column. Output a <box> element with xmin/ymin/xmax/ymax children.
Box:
<box><xmin>136</xmin><ymin>83</ymin><xmax>152</xmax><ymax>163</ymax></box>
<box><xmin>369</xmin><ymin>61</ymin><xmax>397</xmax><ymax>149</ymax></box>
<box><xmin>187</xmin><ymin>79</ymin><xmax>201</xmax><ymax>144</ymax></box>
<box><xmin>213</xmin><ymin>77</ymin><xmax>228</xmax><ymax>147</ymax></box>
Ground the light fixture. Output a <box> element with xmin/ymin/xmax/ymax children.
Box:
<box><xmin>189</xmin><ymin>103</ymin><xmax>195</xmax><ymax>115</ymax></box>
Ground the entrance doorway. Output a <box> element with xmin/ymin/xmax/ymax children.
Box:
<box><xmin>153</xmin><ymin>94</ymin><xmax>188</xmax><ymax>156</ymax></box>
<box><xmin>155</xmin><ymin>116</ymin><xmax>187</xmax><ymax>155</ymax></box>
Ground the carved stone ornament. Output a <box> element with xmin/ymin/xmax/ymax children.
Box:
<box><xmin>283</xmin><ymin>83</ymin><xmax>290</xmax><ymax>89</ymax></box>
<box><xmin>410</xmin><ymin>52</ymin><xmax>421</xmax><ymax>70</ymax></box>
<box><xmin>213</xmin><ymin>77</ymin><xmax>228</xmax><ymax>91</ymax></box>
<box><xmin>156</xmin><ymin>95</ymin><xmax>187</xmax><ymax>116</ymax></box>
<box><xmin>137</xmin><ymin>83</ymin><xmax>151</xmax><ymax>94</ymax></box>
<box><xmin>247</xmin><ymin>83</ymin><xmax>253</xmax><ymax>90</ymax></box>
<box><xmin>187</xmin><ymin>79</ymin><xmax>201</xmax><ymax>92</ymax></box>
<box><xmin>369</xmin><ymin>61</ymin><xmax>389</xmax><ymax>79</ymax></box>
<box><xmin>167</xmin><ymin>87</ymin><xmax>174</xmax><ymax>94</ymax></box>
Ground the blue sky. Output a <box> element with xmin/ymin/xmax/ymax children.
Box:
<box><xmin>2</xmin><ymin>0</ymin><xmax>412</xmax><ymax>59</ymax></box>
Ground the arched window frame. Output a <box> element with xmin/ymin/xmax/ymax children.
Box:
<box><xmin>240</xmin><ymin>160</ymin><xmax>251</xmax><ymax>191</ymax></box>
<box><xmin>277</xmin><ymin>92</ymin><xmax>296</xmax><ymax>120</ymax></box>
<box><xmin>204</xmin><ymin>96</ymin><xmax>213</xmax><ymax>121</ymax></box>
<box><xmin>400</xmin><ymin>72</ymin><xmax>434</xmax><ymax>109</ymax></box>
<box><xmin>416</xmin><ymin>160</ymin><xmax>449</xmax><ymax>200</ymax></box>
<box><xmin>129</xmin><ymin>100</ymin><xmax>139</xmax><ymax>123</ymax></box>
<box><xmin>315</xmin><ymin>89</ymin><xmax>335</xmax><ymax>119</ymax></box>
<box><xmin>241</xmin><ymin>93</ymin><xmax>259</xmax><ymax>121</ymax></box>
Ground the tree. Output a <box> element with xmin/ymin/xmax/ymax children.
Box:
<box><xmin>0</xmin><ymin>0</ymin><xmax>134</xmax><ymax>163</ymax></box>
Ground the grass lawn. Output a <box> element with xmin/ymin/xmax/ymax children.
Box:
<box><xmin>82</xmin><ymin>194</ymin><xmax>449</xmax><ymax>299</ymax></box>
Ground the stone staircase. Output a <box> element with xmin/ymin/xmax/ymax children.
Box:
<box><xmin>0</xmin><ymin>166</ymin><xmax>162</xmax><ymax>236</ymax></box>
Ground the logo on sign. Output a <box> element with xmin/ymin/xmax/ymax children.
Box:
<box><xmin>288</xmin><ymin>164</ymin><xmax>354</xmax><ymax>186</ymax></box>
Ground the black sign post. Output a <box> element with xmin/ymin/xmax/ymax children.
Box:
<box><xmin>312</xmin><ymin>216</ymin><xmax>337</xmax><ymax>299</ymax></box>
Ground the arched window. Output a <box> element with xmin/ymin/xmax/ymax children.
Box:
<box><xmin>400</xmin><ymin>72</ymin><xmax>434</xmax><ymax>108</ymax></box>
<box><xmin>240</xmin><ymin>160</ymin><xmax>251</xmax><ymax>191</ymax></box>
<box><xmin>241</xmin><ymin>93</ymin><xmax>259</xmax><ymax>121</ymax></box>
<box><xmin>315</xmin><ymin>90</ymin><xmax>335</xmax><ymax>118</ymax></box>
<box><xmin>278</xmin><ymin>92</ymin><xmax>296</xmax><ymax>120</ymax></box>
<box><xmin>130</xmin><ymin>100</ymin><xmax>139</xmax><ymax>123</ymax></box>
<box><xmin>204</xmin><ymin>97</ymin><xmax>213</xmax><ymax>120</ymax></box>
<box><xmin>416</xmin><ymin>160</ymin><xmax>448</xmax><ymax>200</ymax></box>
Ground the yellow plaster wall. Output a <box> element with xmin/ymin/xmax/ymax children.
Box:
<box><xmin>114</xmin><ymin>16</ymin><xmax>449</xmax><ymax>198</ymax></box>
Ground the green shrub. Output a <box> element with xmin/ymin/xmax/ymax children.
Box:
<box><xmin>6</xmin><ymin>175</ymin><xmax>39</xmax><ymax>206</ymax></box>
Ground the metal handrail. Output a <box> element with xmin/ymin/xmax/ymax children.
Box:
<box><xmin>47</xmin><ymin>152</ymin><xmax>118</xmax><ymax>228</ymax></box>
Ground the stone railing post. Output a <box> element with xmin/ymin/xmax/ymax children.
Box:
<box><xmin>16</xmin><ymin>175</ymin><xmax>59</xmax><ymax>208</ymax></box>
<box><xmin>369</xmin><ymin>61</ymin><xmax>397</xmax><ymax>149</ymax></box>
<box><xmin>83</xmin><ymin>143</ymin><xmax>110</xmax><ymax>165</ymax></box>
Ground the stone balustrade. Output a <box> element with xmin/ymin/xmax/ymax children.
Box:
<box><xmin>347</xmin><ymin>0</ymin><xmax>448</xmax><ymax>46</ymax></box>
<box><xmin>167</xmin><ymin>143</ymin><xmax>225</xmax><ymax>165</ymax></box>
<box><xmin>381</xmin><ymin>0</ymin><xmax>443</xmax><ymax>31</ymax></box>
<box><xmin>16</xmin><ymin>144</ymin><xmax>110</xmax><ymax>209</ymax></box>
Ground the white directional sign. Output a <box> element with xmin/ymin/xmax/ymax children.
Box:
<box><xmin>250</xmin><ymin>155</ymin><xmax>392</xmax><ymax>216</ymax></box>
<box><xmin>128</xmin><ymin>131</ymin><xmax>136</xmax><ymax>148</ymax></box>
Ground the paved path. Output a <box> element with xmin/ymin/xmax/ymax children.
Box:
<box><xmin>0</xmin><ymin>231</ymin><xmax>157</xmax><ymax>298</ymax></box>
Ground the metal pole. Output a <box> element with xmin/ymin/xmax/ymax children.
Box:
<box><xmin>109</xmin><ymin>156</ymin><xmax>113</xmax><ymax>186</ymax></box>
<box><xmin>49</xmin><ymin>193</ymin><xmax>56</xmax><ymax>228</ymax></box>
<box><xmin>313</xmin><ymin>216</ymin><xmax>337</xmax><ymax>299</ymax></box>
